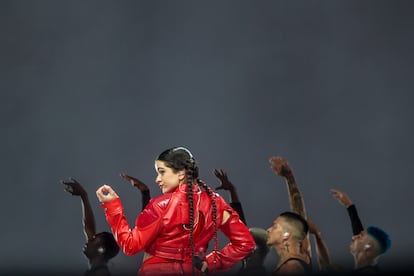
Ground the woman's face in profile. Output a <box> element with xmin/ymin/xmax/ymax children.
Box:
<box><xmin>154</xmin><ymin>160</ymin><xmax>183</xmax><ymax>194</ymax></box>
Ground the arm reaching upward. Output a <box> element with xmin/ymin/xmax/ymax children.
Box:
<box><xmin>120</xmin><ymin>172</ymin><xmax>151</xmax><ymax>211</ymax></box>
<box><xmin>269</xmin><ymin>157</ymin><xmax>306</xmax><ymax>217</ymax></box>
<box><xmin>213</xmin><ymin>169</ymin><xmax>246</xmax><ymax>224</ymax></box>
<box><xmin>61</xmin><ymin>177</ymin><xmax>96</xmax><ymax>241</ymax></box>
<box><xmin>214</xmin><ymin>169</ymin><xmax>240</xmax><ymax>203</ymax></box>
<box><xmin>330</xmin><ymin>189</ymin><xmax>364</xmax><ymax>235</ymax></box>
<box><xmin>307</xmin><ymin>218</ymin><xmax>331</xmax><ymax>271</ymax></box>
<box><xmin>269</xmin><ymin>156</ymin><xmax>311</xmax><ymax>258</ymax></box>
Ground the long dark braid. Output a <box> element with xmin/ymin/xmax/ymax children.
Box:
<box><xmin>198</xmin><ymin>180</ymin><xmax>218</xmax><ymax>272</ymax></box>
<box><xmin>157</xmin><ymin>147</ymin><xmax>217</xmax><ymax>274</ymax></box>
<box><xmin>157</xmin><ymin>147</ymin><xmax>198</xmax><ymax>274</ymax></box>
<box><xmin>186</xmin><ymin>160</ymin><xmax>196</xmax><ymax>275</ymax></box>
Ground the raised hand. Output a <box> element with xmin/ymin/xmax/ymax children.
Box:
<box><xmin>213</xmin><ymin>169</ymin><xmax>235</xmax><ymax>191</ymax></box>
<box><xmin>330</xmin><ymin>189</ymin><xmax>353</xmax><ymax>208</ymax></box>
<box><xmin>61</xmin><ymin>177</ymin><xmax>86</xmax><ymax>196</ymax></box>
<box><xmin>269</xmin><ymin>156</ymin><xmax>293</xmax><ymax>178</ymax></box>
<box><xmin>61</xmin><ymin>177</ymin><xmax>96</xmax><ymax>240</ymax></box>
<box><xmin>269</xmin><ymin>156</ymin><xmax>312</xmax><ymax>258</ymax></box>
<box><xmin>213</xmin><ymin>169</ymin><xmax>244</xmax><ymax>221</ymax></box>
<box><xmin>120</xmin><ymin>172</ymin><xmax>149</xmax><ymax>192</ymax></box>
<box><xmin>96</xmin><ymin>185</ymin><xmax>119</xmax><ymax>203</ymax></box>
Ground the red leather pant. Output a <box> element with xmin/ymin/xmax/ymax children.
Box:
<box><xmin>138</xmin><ymin>256</ymin><xmax>202</xmax><ymax>276</ymax></box>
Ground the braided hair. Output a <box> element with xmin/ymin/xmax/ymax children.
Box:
<box><xmin>157</xmin><ymin>147</ymin><xmax>218</xmax><ymax>274</ymax></box>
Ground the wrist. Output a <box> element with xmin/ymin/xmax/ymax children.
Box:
<box><xmin>285</xmin><ymin>173</ymin><xmax>295</xmax><ymax>181</ymax></box>
<box><xmin>345</xmin><ymin>202</ymin><xmax>353</xmax><ymax>208</ymax></box>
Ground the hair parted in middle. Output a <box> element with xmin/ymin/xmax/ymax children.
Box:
<box><xmin>156</xmin><ymin>146</ymin><xmax>199</xmax><ymax>179</ymax></box>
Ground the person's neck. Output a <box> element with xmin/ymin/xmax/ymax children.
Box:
<box><xmin>89</xmin><ymin>255</ymin><xmax>107</xmax><ymax>269</ymax></box>
<box><xmin>354</xmin><ymin>253</ymin><xmax>378</xmax><ymax>269</ymax></box>
<box><xmin>275</xmin><ymin>242</ymin><xmax>307</xmax><ymax>267</ymax></box>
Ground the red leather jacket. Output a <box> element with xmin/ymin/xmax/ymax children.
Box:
<box><xmin>101</xmin><ymin>184</ymin><xmax>255</xmax><ymax>275</ymax></box>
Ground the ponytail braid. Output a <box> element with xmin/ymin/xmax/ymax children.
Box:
<box><xmin>198</xmin><ymin>180</ymin><xmax>218</xmax><ymax>273</ymax></box>
<box><xmin>156</xmin><ymin>147</ymin><xmax>207</xmax><ymax>274</ymax></box>
<box><xmin>186</xmin><ymin>161</ymin><xmax>196</xmax><ymax>275</ymax></box>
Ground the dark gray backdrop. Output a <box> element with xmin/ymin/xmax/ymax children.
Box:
<box><xmin>1</xmin><ymin>1</ymin><xmax>413</xmax><ymax>274</ymax></box>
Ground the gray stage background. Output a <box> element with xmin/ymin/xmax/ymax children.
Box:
<box><xmin>1</xmin><ymin>1</ymin><xmax>413</xmax><ymax>274</ymax></box>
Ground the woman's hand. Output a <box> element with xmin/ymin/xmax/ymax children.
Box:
<box><xmin>96</xmin><ymin>184</ymin><xmax>119</xmax><ymax>203</ymax></box>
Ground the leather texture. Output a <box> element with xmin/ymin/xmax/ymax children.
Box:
<box><xmin>101</xmin><ymin>184</ymin><xmax>255</xmax><ymax>275</ymax></box>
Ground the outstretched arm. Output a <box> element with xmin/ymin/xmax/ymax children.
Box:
<box><xmin>269</xmin><ymin>157</ymin><xmax>306</xmax><ymax>216</ymax></box>
<box><xmin>213</xmin><ymin>169</ymin><xmax>246</xmax><ymax>224</ymax></box>
<box><xmin>61</xmin><ymin>177</ymin><xmax>96</xmax><ymax>241</ymax></box>
<box><xmin>269</xmin><ymin>156</ymin><xmax>311</xmax><ymax>257</ymax></box>
<box><xmin>120</xmin><ymin>173</ymin><xmax>151</xmax><ymax>211</ymax></box>
<box><xmin>307</xmin><ymin>218</ymin><xmax>331</xmax><ymax>271</ymax></box>
<box><xmin>330</xmin><ymin>189</ymin><xmax>364</xmax><ymax>235</ymax></box>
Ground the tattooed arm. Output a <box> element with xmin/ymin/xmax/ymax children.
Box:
<box><xmin>307</xmin><ymin>218</ymin><xmax>331</xmax><ymax>271</ymax></box>
<box><xmin>269</xmin><ymin>156</ymin><xmax>312</xmax><ymax>258</ymax></box>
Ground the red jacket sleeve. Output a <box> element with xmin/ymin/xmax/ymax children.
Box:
<box><xmin>101</xmin><ymin>197</ymin><xmax>164</xmax><ymax>256</ymax></box>
<box><xmin>204</xmin><ymin>197</ymin><xmax>256</xmax><ymax>271</ymax></box>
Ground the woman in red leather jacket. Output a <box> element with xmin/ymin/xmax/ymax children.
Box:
<box><xmin>96</xmin><ymin>146</ymin><xmax>255</xmax><ymax>275</ymax></box>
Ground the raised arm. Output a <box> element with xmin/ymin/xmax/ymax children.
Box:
<box><xmin>307</xmin><ymin>218</ymin><xmax>331</xmax><ymax>271</ymax></box>
<box><xmin>120</xmin><ymin>172</ymin><xmax>151</xmax><ymax>211</ymax></box>
<box><xmin>213</xmin><ymin>169</ymin><xmax>246</xmax><ymax>224</ymax></box>
<box><xmin>61</xmin><ymin>177</ymin><xmax>96</xmax><ymax>241</ymax></box>
<box><xmin>269</xmin><ymin>157</ymin><xmax>306</xmax><ymax>217</ymax></box>
<box><xmin>330</xmin><ymin>189</ymin><xmax>364</xmax><ymax>235</ymax></box>
<box><xmin>269</xmin><ymin>156</ymin><xmax>311</xmax><ymax>257</ymax></box>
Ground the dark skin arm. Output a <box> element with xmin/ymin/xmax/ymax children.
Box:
<box><xmin>120</xmin><ymin>172</ymin><xmax>151</xmax><ymax>210</ymax></box>
<box><xmin>214</xmin><ymin>169</ymin><xmax>240</xmax><ymax>203</ymax></box>
<box><xmin>269</xmin><ymin>156</ymin><xmax>312</xmax><ymax>258</ymax></box>
<box><xmin>61</xmin><ymin>177</ymin><xmax>96</xmax><ymax>241</ymax></box>
<box><xmin>213</xmin><ymin>169</ymin><xmax>246</xmax><ymax>224</ymax></box>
